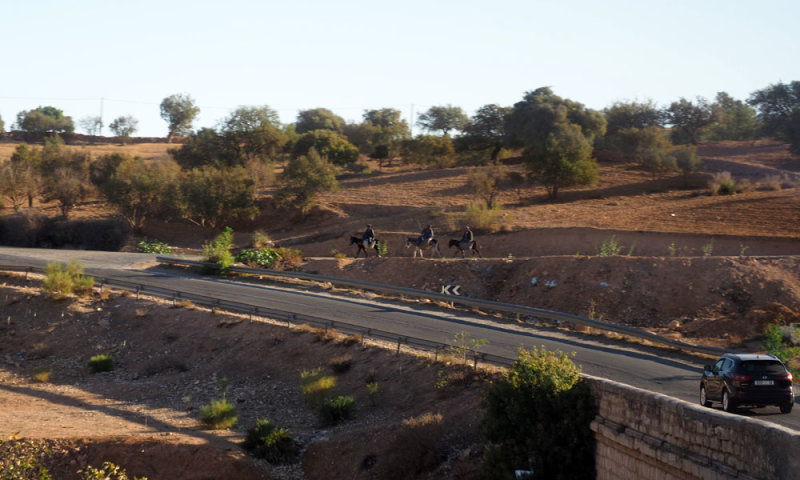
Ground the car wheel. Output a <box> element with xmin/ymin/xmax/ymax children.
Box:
<box><xmin>700</xmin><ymin>386</ymin><xmax>712</xmax><ymax>407</ymax></box>
<box><xmin>780</xmin><ymin>400</ymin><xmax>794</xmax><ymax>414</ymax></box>
<box><xmin>722</xmin><ymin>390</ymin><xmax>736</xmax><ymax>413</ymax></box>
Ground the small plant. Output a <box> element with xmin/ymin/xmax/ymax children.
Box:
<box><xmin>329</xmin><ymin>355</ymin><xmax>352</xmax><ymax>374</ymax></box>
<box><xmin>597</xmin><ymin>236</ymin><xmax>624</xmax><ymax>256</ymax></box>
<box><xmin>33</xmin><ymin>366</ymin><xmax>52</xmax><ymax>383</ymax></box>
<box><xmin>0</xmin><ymin>435</ymin><xmax>54</xmax><ymax>480</ymax></box>
<box><xmin>763</xmin><ymin>316</ymin><xmax>800</xmax><ymax>365</ymax></box>
<box><xmin>81</xmin><ymin>461</ymin><xmax>147</xmax><ymax>480</ymax></box>
<box><xmin>88</xmin><ymin>354</ymin><xmax>114</xmax><ymax>373</ymax></box>
<box><xmin>202</xmin><ymin>226</ymin><xmax>235</xmax><ymax>273</ymax></box>
<box><xmin>701</xmin><ymin>238</ymin><xmax>714</xmax><ymax>256</ymax></box>
<box><xmin>449</xmin><ymin>331</ymin><xmax>488</xmax><ymax>365</ymax></box>
<box><xmin>376</xmin><ymin>240</ymin><xmax>389</xmax><ymax>257</ymax></box>
<box><xmin>274</xmin><ymin>247</ymin><xmax>304</xmax><ymax>270</ymax></box>
<box><xmin>465</xmin><ymin>202</ymin><xmax>504</xmax><ymax>232</ymax></box>
<box><xmin>709</xmin><ymin>171</ymin><xmax>736</xmax><ymax>195</ymax></box>
<box><xmin>739</xmin><ymin>243</ymin><xmax>750</xmax><ymax>257</ymax></box>
<box><xmin>330</xmin><ymin>249</ymin><xmax>348</xmax><ymax>259</ymax></box>
<box><xmin>300</xmin><ymin>367</ymin><xmax>336</xmax><ymax>407</ymax></box>
<box><xmin>235</xmin><ymin>247</ymin><xmax>280</xmax><ymax>268</ymax></box>
<box><xmin>136</xmin><ymin>240</ymin><xmax>172</xmax><ymax>254</ymax></box>
<box><xmin>199</xmin><ymin>398</ymin><xmax>238</xmax><ymax>429</ymax></box>
<box><xmin>319</xmin><ymin>395</ymin><xmax>355</xmax><ymax>425</ymax></box>
<box><xmin>667</xmin><ymin>242</ymin><xmax>677</xmax><ymax>257</ymax></box>
<box><xmin>242</xmin><ymin>419</ymin><xmax>299</xmax><ymax>464</ymax></box>
<box><xmin>366</xmin><ymin>382</ymin><xmax>380</xmax><ymax>406</ymax></box>
<box><xmin>43</xmin><ymin>259</ymin><xmax>94</xmax><ymax>299</ymax></box>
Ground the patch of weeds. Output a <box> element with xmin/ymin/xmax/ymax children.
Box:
<box><xmin>465</xmin><ymin>202</ymin><xmax>504</xmax><ymax>232</ymax></box>
<box><xmin>199</xmin><ymin>398</ymin><xmax>238</xmax><ymax>429</ymax></box>
<box><xmin>701</xmin><ymin>238</ymin><xmax>714</xmax><ymax>256</ymax></box>
<box><xmin>202</xmin><ymin>226</ymin><xmax>235</xmax><ymax>274</ymax></box>
<box><xmin>0</xmin><ymin>435</ymin><xmax>54</xmax><ymax>480</ymax></box>
<box><xmin>330</xmin><ymin>355</ymin><xmax>352</xmax><ymax>374</ymax></box>
<box><xmin>33</xmin><ymin>366</ymin><xmax>51</xmax><ymax>383</ymax></box>
<box><xmin>366</xmin><ymin>382</ymin><xmax>380</xmax><ymax>406</ymax></box>
<box><xmin>319</xmin><ymin>395</ymin><xmax>355</xmax><ymax>425</ymax></box>
<box><xmin>42</xmin><ymin>259</ymin><xmax>94</xmax><ymax>299</ymax></box>
<box><xmin>709</xmin><ymin>171</ymin><xmax>736</xmax><ymax>195</ymax></box>
<box><xmin>739</xmin><ymin>243</ymin><xmax>749</xmax><ymax>257</ymax></box>
<box><xmin>763</xmin><ymin>315</ymin><xmax>800</xmax><ymax>368</ymax></box>
<box><xmin>331</xmin><ymin>250</ymin><xmax>348</xmax><ymax>259</ymax></box>
<box><xmin>242</xmin><ymin>419</ymin><xmax>299</xmax><ymax>464</ymax></box>
<box><xmin>300</xmin><ymin>367</ymin><xmax>336</xmax><ymax>407</ymax></box>
<box><xmin>449</xmin><ymin>331</ymin><xmax>488</xmax><ymax>365</ymax></box>
<box><xmin>88</xmin><ymin>354</ymin><xmax>113</xmax><ymax>373</ymax></box>
<box><xmin>136</xmin><ymin>240</ymin><xmax>172</xmax><ymax>254</ymax></box>
<box><xmin>235</xmin><ymin>248</ymin><xmax>280</xmax><ymax>268</ymax></box>
<box><xmin>251</xmin><ymin>230</ymin><xmax>272</xmax><ymax>249</ymax></box>
<box><xmin>376</xmin><ymin>240</ymin><xmax>389</xmax><ymax>257</ymax></box>
<box><xmin>80</xmin><ymin>461</ymin><xmax>148</xmax><ymax>480</ymax></box>
<box><xmin>596</xmin><ymin>236</ymin><xmax>624</xmax><ymax>256</ymax></box>
<box><xmin>667</xmin><ymin>242</ymin><xmax>677</xmax><ymax>257</ymax></box>
<box><xmin>175</xmin><ymin>299</ymin><xmax>195</xmax><ymax>309</ymax></box>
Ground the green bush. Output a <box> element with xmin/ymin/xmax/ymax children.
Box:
<box><xmin>300</xmin><ymin>368</ymin><xmax>336</xmax><ymax>407</ymax></box>
<box><xmin>33</xmin><ymin>366</ymin><xmax>52</xmax><ymax>383</ymax></box>
<box><xmin>465</xmin><ymin>202</ymin><xmax>504</xmax><ymax>232</ymax></box>
<box><xmin>235</xmin><ymin>248</ymin><xmax>280</xmax><ymax>268</ymax></box>
<box><xmin>81</xmin><ymin>461</ymin><xmax>147</xmax><ymax>480</ymax></box>
<box><xmin>242</xmin><ymin>419</ymin><xmax>299</xmax><ymax>464</ymax></box>
<box><xmin>376</xmin><ymin>240</ymin><xmax>389</xmax><ymax>257</ymax></box>
<box><xmin>319</xmin><ymin>395</ymin><xmax>355</xmax><ymax>425</ymax></box>
<box><xmin>88</xmin><ymin>354</ymin><xmax>114</xmax><ymax>373</ymax></box>
<box><xmin>199</xmin><ymin>398</ymin><xmax>238</xmax><ymax>429</ymax></box>
<box><xmin>764</xmin><ymin>317</ymin><xmax>800</xmax><ymax>366</ymax></box>
<box><xmin>596</xmin><ymin>236</ymin><xmax>624</xmax><ymax>256</ymax></box>
<box><xmin>43</xmin><ymin>260</ymin><xmax>94</xmax><ymax>299</ymax></box>
<box><xmin>709</xmin><ymin>171</ymin><xmax>737</xmax><ymax>195</ymax></box>
<box><xmin>136</xmin><ymin>240</ymin><xmax>172</xmax><ymax>254</ymax></box>
<box><xmin>481</xmin><ymin>347</ymin><xmax>596</xmax><ymax>479</ymax></box>
<box><xmin>202</xmin><ymin>226</ymin><xmax>235</xmax><ymax>273</ymax></box>
<box><xmin>0</xmin><ymin>436</ymin><xmax>53</xmax><ymax>480</ymax></box>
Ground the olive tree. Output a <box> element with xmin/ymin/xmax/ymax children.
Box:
<box><xmin>292</xmin><ymin>129</ymin><xmax>359</xmax><ymax>166</ymax></box>
<box><xmin>109</xmin><ymin>115</ymin><xmax>138</xmax><ymax>145</ymax></box>
<box><xmin>664</xmin><ymin>97</ymin><xmax>712</xmax><ymax>145</ymax></box>
<box><xmin>748</xmin><ymin>81</ymin><xmax>800</xmax><ymax>139</ymax></box>
<box><xmin>416</xmin><ymin>104</ymin><xmax>469</xmax><ymax>136</ymax></box>
<box><xmin>180</xmin><ymin>165</ymin><xmax>259</xmax><ymax>232</ymax></box>
<box><xmin>160</xmin><ymin>93</ymin><xmax>200</xmax><ymax>142</ymax></box>
<box><xmin>274</xmin><ymin>148</ymin><xmax>338</xmax><ymax>213</ymax></box>
<box><xmin>15</xmin><ymin>106</ymin><xmax>74</xmax><ymax>135</ymax></box>
<box><xmin>458</xmin><ymin>104</ymin><xmax>512</xmax><ymax>163</ymax></box>
<box><xmin>295</xmin><ymin>108</ymin><xmax>345</xmax><ymax>134</ymax></box>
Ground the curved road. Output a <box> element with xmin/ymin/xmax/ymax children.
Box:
<box><xmin>1</xmin><ymin>246</ymin><xmax>797</xmax><ymax>430</ymax></box>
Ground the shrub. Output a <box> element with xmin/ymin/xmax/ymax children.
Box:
<box><xmin>242</xmin><ymin>419</ymin><xmax>299</xmax><ymax>464</ymax></box>
<box><xmin>481</xmin><ymin>347</ymin><xmax>596</xmax><ymax>479</ymax></box>
<box><xmin>319</xmin><ymin>395</ymin><xmax>355</xmax><ymax>425</ymax></box>
<box><xmin>761</xmin><ymin>174</ymin><xmax>784</xmax><ymax>191</ymax></box>
<box><xmin>136</xmin><ymin>240</ymin><xmax>172</xmax><ymax>254</ymax></box>
<box><xmin>251</xmin><ymin>230</ymin><xmax>272</xmax><ymax>248</ymax></box>
<box><xmin>0</xmin><ymin>436</ymin><xmax>53</xmax><ymax>480</ymax></box>
<box><xmin>33</xmin><ymin>366</ymin><xmax>51</xmax><ymax>383</ymax></box>
<box><xmin>597</xmin><ymin>236</ymin><xmax>624</xmax><ymax>256</ymax></box>
<box><xmin>329</xmin><ymin>355</ymin><xmax>352</xmax><ymax>374</ymax></box>
<box><xmin>465</xmin><ymin>202</ymin><xmax>504</xmax><ymax>232</ymax></box>
<box><xmin>202</xmin><ymin>226</ymin><xmax>235</xmax><ymax>273</ymax></box>
<box><xmin>376</xmin><ymin>240</ymin><xmax>389</xmax><ymax>257</ymax></box>
<box><xmin>763</xmin><ymin>316</ymin><xmax>800</xmax><ymax>366</ymax></box>
<box><xmin>366</xmin><ymin>382</ymin><xmax>380</xmax><ymax>406</ymax></box>
<box><xmin>42</xmin><ymin>260</ymin><xmax>94</xmax><ymax>299</ymax></box>
<box><xmin>88</xmin><ymin>354</ymin><xmax>113</xmax><ymax>373</ymax></box>
<box><xmin>709</xmin><ymin>171</ymin><xmax>736</xmax><ymax>195</ymax></box>
<box><xmin>199</xmin><ymin>398</ymin><xmax>238</xmax><ymax>429</ymax></box>
<box><xmin>80</xmin><ymin>461</ymin><xmax>147</xmax><ymax>480</ymax></box>
<box><xmin>701</xmin><ymin>238</ymin><xmax>714</xmax><ymax>256</ymax></box>
<box><xmin>235</xmin><ymin>248</ymin><xmax>280</xmax><ymax>268</ymax></box>
<box><xmin>274</xmin><ymin>247</ymin><xmax>304</xmax><ymax>270</ymax></box>
<box><xmin>300</xmin><ymin>368</ymin><xmax>336</xmax><ymax>407</ymax></box>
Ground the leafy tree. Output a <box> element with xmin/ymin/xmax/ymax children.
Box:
<box><xmin>640</xmin><ymin>148</ymin><xmax>677</xmax><ymax>179</ymax></box>
<box><xmin>293</xmin><ymin>129</ymin><xmax>359</xmax><ymax>166</ymax></box>
<box><xmin>295</xmin><ymin>108</ymin><xmax>345</xmax><ymax>134</ymax></box>
<box><xmin>707</xmin><ymin>92</ymin><xmax>760</xmax><ymax>141</ymax></box>
<box><xmin>665</xmin><ymin>97</ymin><xmax>712</xmax><ymax>145</ymax></box>
<box><xmin>356</xmin><ymin>108</ymin><xmax>411</xmax><ymax>156</ymax></box>
<box><xmin>5</xmin><ymin>143</ymin><xmax>42</xmax><ymax>208</ymax></box>
<box><xmin>673</xmin><ymin>145</ymin><xmax>703</xmax><ymax>185</ymax></box>
<box><xmin>160</xmin><ymin>93</ymin><xmax>200</xmax><ymax>141</ymax></box>
<box><xmin>458</xmin><ymin>104</ymin><xmax>512</xmax><ymax>162</ymax></box>
<box><xmin>218</xmin><ymin>105</ymin><xmax>287</xmax><ymax>162</ymax></box>
<box><xmin>180</xmin><ymin>165</ymin><xmax>259</xmax><ymax>232</ymax></box>
<box><xmin>481</xmin><ymin>347</ymin><xmax>596</xmax><ymax>480</ymax></box>
<box><xmin>39</xmin><ymin>136</ymin><xmax>90</xmax><ymax>217</ymax></box>
<box><xmin>467</xmin><ymin>164</ymin><xmax>506</xmax><ymax>208</ymax></box>
<box><xmin>506</xmin><ymin>88</ymin><xmax>605</xmax><ymax>199</ymax></box>
<box><xmin>15</xmin><ymin>105</ymin><xmax>74</xmax><ymax>134</ymax></box>
<box><xmin>747</xmin><ymin>81</ymin><xmax>800</xmax><ymax>139</ymax></box>
<box><xmin>169</xmin><ymin>128</ymin><xmax>237</xmax><ymax>169</ymax></box>
<box><xmin>109</xmin><ymin>115</ymin><xmax>138</xmax><ymax>145</ymax></box>
<box><xmin>79</xmin><ymin>116</ymin><xmax>103</xmax><ymax>136</ymax></box>
<box><xmin>94</xmin><ymin>154</ymin><xmax>182</xmax><ymax>232</ymax></box>
<box><xmin>400</xmin><ymin>134</ymin><xmax>455</xmax><ymax>167</ymax></box>
<box><xmin>603</xmin><ymin>99</ymin><xmax>665</xmax><ymax>133</ymax></box>
<box><xmin>416</xmin><ymin>104</ymin><xmax>469</xmax><ymax>136</ymax></box>
<box><xmin>0</xmin><ymin>113</ymin><xmax>5</xmax><ymax>132</ymax></box>
<box><xmin>275</xmin><ymin>148</ymin><xmax>338</xmax><ymax>213</ymax></box>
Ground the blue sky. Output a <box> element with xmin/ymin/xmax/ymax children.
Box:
<box><xmin>2</xmin><ymin>0</ymin><xmax>798</xmax><ymax>137</ymax></box>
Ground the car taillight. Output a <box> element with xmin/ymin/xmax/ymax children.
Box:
<box><xmin>780</xmin><ymin>372</ymin><xmax>793</xmax><ymax>382</ymax></box>
<box><xmin>730</xmin><ymin>373</ymin><xmax>751</xmax><ymax>381</ymax></box>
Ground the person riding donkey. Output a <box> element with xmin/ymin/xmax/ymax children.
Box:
<box><xmin>417</xmin><ymin>224</ymin><xmax>434</xmax><ymax>247</ymax></box>
<box><xmin>362</xmin><ymin>224</ymin><xmax>376</xmax><ymax>249</ymax></box>
<box><xmin>460</xmin><ymin>225</ymin><xmax>474</xmax><ymax>250</ymax></box>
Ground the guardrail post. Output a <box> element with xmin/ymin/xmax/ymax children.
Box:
<box><xmin>25</xmin><ymin>266</ymin><xmax>31</xmax><ymax>281</ymax></box>
<box><xmin>396</xmin><ymin>337</ymin><xmax>404</xmax><ymax>354</ymax></box>
<box><xmin>136</xmin><ymin>285</ymin><xmax>141</xmax><ymax>300</ymax></box>
<box><xmin>361</xmin><ymin>329</ymin><xmax>369</xmax><ymax>346</ymax></box>
<box><xmin>287</xmin><ymin>313</ymin><xmax>295</xmax><ymax>328</ymax></box>
<box><xmin>211</xmin><ymin>300</ymin><xmax>219</xmax><ymax>315</ymax></box>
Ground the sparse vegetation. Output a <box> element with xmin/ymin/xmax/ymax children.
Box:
<box><xmin>235</xmin><ymin>247</ymin><xmax>280</xmax><ymax>268</ymax></box>
<box><xmin>329</xmin><ymin>354</ymin><xmax>352</xmax><ymax>374</ymax></box>
<box><xmin>319</xmin><ymin>395</ymin><xmax>355</xmax><ymax>425</ymax></box>
<box><xmin>709</xmin><ymin>171</ymin><xmax>737</xmax><ymax>195</ymax></box>
<box><xmin>701</xmin><ymin>238</ymin><xmax>714</xmax><ymax>256</ymax></box>
<box><xmin>202</xmin><ymin>226</ymin><xmax>235</xmax><ymax>273</ymax></box>
<box><xmin>88</xmin><ymin>354</ymin><xmax>113</xmax><ymax>373</ymax></box>
<box><xmin>0</xmin><ymin>435</ymin><xmax>53</xmax><ymax>480</ymax></box>
<box><xmin>464</xmin><ymin>202</ymin><xmax>504</xmax><ymax>232</ymax></box>
<box><xmin>366</xmin><ymin>382</ymin><xmax>380</xmax><ymax>406</ymax></box>
<box><xmin>300</xmin><ymin>367</ymin><xmax>337</xmax><ymax>407</ymax></box>
<box><xmin>763</xmin><ymin>316</ymin><xmax>800</xmax><ymax>368</ymax></box>
<box><xmin>81</xmin><ymin>461</ymin><xmax>147</xmax><ymax>480</ymax></box>
<box><xmin>136</xmin><ymin>240</ymin><xmax>172</xmax><ymax>254</ymax></box>
<box><xmin>199</xmin><ymin>398</ymin><xmax>238</xmax><ymax>429</ymax></box>
<box><xmin>597</xmin><ymin>236</ymin><xmax>624</xmax><ymax>256</ymax></box>
<box><xmin>42</xmin><ymin>259</ymin><xmax>94</xmax><ymax>299</ymax></box>
<box><xmin>242</xmin><ymin>419</ymin><xmax>299</xmax><ymax>464</ymax></box>
<box><xmin>33</xmin><ymin>366</ymin><xmax>51</xmax><ymax>383</ymax></box>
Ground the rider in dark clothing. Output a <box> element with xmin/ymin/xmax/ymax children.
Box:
<box><xmin>418</xmin><ymin>224</ymin><xmax>434</xmax><ymax>246</ymax></box>
<box><xmin>461</xmin><ymin>225</ymin><xmax>473</xmax><ymax>247</ymax></box>
<box><xmin>363</xmin><ymin>224</ymin><xmax>375</xmax><ymax>247</ymax></box>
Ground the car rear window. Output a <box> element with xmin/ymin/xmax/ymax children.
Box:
<box><xmin>740</xmin><ymin>360</ymin><xmax>786</xmax><ymax>375</ymax></box>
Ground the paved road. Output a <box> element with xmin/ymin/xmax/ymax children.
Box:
<box><xmin>1</xmin><ymin>246</ymin><xmax>797</xmax><ymax>430</ymax></box>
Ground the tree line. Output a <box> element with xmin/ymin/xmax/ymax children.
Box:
<box><xmin>1</xmin><ymin>81</ymin><xmax>799</xmax><ymax>233</ymax></box>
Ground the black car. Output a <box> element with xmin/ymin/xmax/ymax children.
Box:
<box><xmin>700</xmin><ymin>353</ymin><xmax>794</xmax><ymax>413</ymax></box>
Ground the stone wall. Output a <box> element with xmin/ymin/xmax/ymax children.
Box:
<box><xmin>587</xmin><ymin>376</ymin><xmax>800</xmax><ymax>479</ymax></box>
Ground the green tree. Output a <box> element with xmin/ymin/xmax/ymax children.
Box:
<box><xmin>169</xmin><ymin>128</ymin><xmax>237</xmax><ymax>169</ymax></box>
<box><xmin>416</xmin><ymin>104</ymin><xmax>469</xmax><ymax>136</ymax></box>
<box><xmin>292</xmin><ymin>129</ymin><xmax>359</xmax><ymax>166</ymax></box>
<box><xmin>467</xmin><ymin>164</ymin><xmax>506</xmax><ymax>208</ymax></box>
<box><xmin>673</xmin><ymin>145</ymin><xmax>703</xmax><ymax>185</ymax></box>
<box><xmin>598</xmin><ymin>100</ymin><xmax>667</xmax><ymax>159</ymax></box>
<box><xmin>665</xmin><ymin>97</ymin><xmax>712</xmax><ymax>145</ymax></box>
<box><xmin>15</xmin><ymin>105</ymin><xmax>74</xmax><ymax>135</ymax></box>
<box><xmin>481</xmin><ymin>347</ymin><xmax>596</xmax><ymax>480</ymax></box>
<box><xmin>707</xmin><ymin>92</ymin><xmax>760</xmax><ymax>141</ymax></box>
<box><xmin>295</xmin><ymin>108</ymin><xmax>345</xmax><ymax>134</ymax></box>
<box><xmin>275</xmin><ymin>148</ymin><xmax>339</xmax><ymax>212</ymax></box>
<box><xmin>94</xmin><ymin>154</ymin><xmax>182</xmax><ymax>232</ymax></box>
<box><xmin>79</xmin><ymin>116</ymin><xmax>103</xmax><ymax>136</ymax></box>
<box><xmin>39</xmin><ymin>137</ymin><xmax>90</xmax><ymax>217</ymax></box>
<box><xmin>458</xmin><ymin>104</ymin><xmax>512</xmax><ymax>162</ymax></box>
<box><xmin>180</xmin><ymin>165</ymin><xmax>259</xmax><ymax>232</ymax></box>
<box><xmin>0</xmin><ymin>113</ymin><xmax>5</xmax><ymax>132</ymax></box>
<box><xmin>747</xmin><ymin>81</ymin><xmax>800</xmax><ymax>139</ymax></box>
<box><xmin>6</xmin><ymin>143</ymin><xmax>42</xmax><ymax>208</ymax></box>
<box><xmin>160</xmin><ymin>93</ymin><xmax>200</xmax><ymax>142</ymax></box>
<box><xmin>506</xmin><ymin>88</ymin><xmax>605</xmax><ymax>199</ymax></box>
<box><xmin>109</xmin><ymin>115</ymin><xmax>138</xmax><ymax>145</ymax></box>
<box><xmin>358</xmin><ymin>108</ymin><xmax>411</xmax><ymax>156</ymax></box>
<box><xmin>400</xmin><ymin>134</ymin><xmax>455</xmax><ymax>167</ymax></box>
<box><xmin>217</xmin><ymin>105</ymin><xmax>287</xmax><ymax>162</ymax></box>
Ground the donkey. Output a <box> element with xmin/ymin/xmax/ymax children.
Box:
<box><xmin>350</xmin><ymin>236</ymin><xmax>380</xmax><ymax>258</ymax></box>
<box><xmin>448</xmin><ymin>239</ymin><xmax>481</xmax><ymax>258</ymax></box>
<box><xmin>405</xmin><ymin>237</ymin><xmax>440</xmax><ymax>258</ymax></box>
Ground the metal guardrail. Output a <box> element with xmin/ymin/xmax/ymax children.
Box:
<box><xmin>154</xmin><ymin>256</ymin><xmax>733</xmax><ymax>358</ymax></box>
<box><xmin>0</xmin><ymin>264</ymin><xmax>514</xmax><ymax>369</ymax></box>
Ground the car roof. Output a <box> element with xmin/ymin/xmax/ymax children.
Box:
<box><xmin>722</xmin><ymin>353</ymin><xmax>781</xmax><ymax>362</ymax></box>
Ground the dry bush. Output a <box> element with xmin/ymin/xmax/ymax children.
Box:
<box><xmin>380</xmin><ymin>412</ymin><xmax>446</xmax><ymax>480</ymax></box>
<box><xmin>735</xmin><ymin>178</ymin><xmax>755</xmax><ymax>193</ymax></box>
<box><xmin>761</xmin><ymin>174</ymin><xmax>784</xmax><ymax>191</ymax></box>
<box><xmin>708</xmin><ymin>171</ymin><xmax>736</xmax><ymax>195</ymax></box>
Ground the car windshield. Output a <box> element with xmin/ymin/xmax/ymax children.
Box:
<box><xmin>739</xmin><ymin>360</ymin><xmax>786</xmax><ymax>375</ymax></box>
